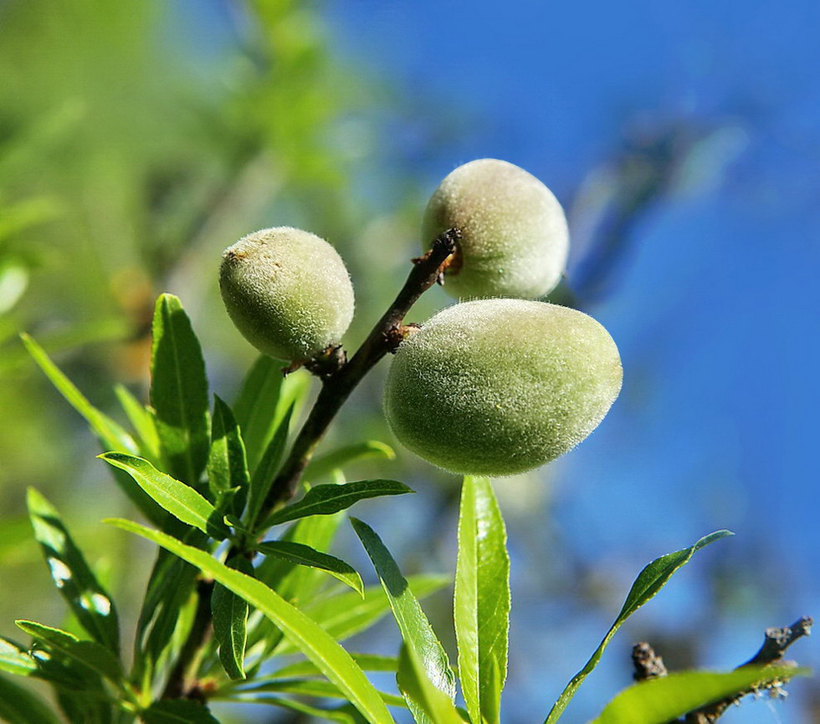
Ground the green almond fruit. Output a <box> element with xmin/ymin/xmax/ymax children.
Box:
<box><xmin>219</xmin><ymin>227</ymin><xmax>355</xmax><ymax>362</ymax></box>
<box><xmin>422</xmin><ymin>158</ymin><xmax>569</xmax><ymax>300</ymax></box>
<box><xmin>384</xmin><ymin>299</ymin><xmax>622</xmax><ymax>475</ymax></box>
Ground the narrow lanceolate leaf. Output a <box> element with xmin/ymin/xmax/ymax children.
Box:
<box><xmin>271</xmin><ymin>654</ymin><xmax>399</xmax><ymax>678</ymax></box>
<box><xmin>231</xmin><ymin>677</ymin><xmax>406</xmax><ymax>707</ymax></box>
<box><xmin>273</xmin><ymin>575</ymin><xmax>450</xmax><ymax>657</ymax></box>
<box><xmin>455</xmin><ymin>476</ymin><xmax>509</xmax><ymax>724</ymax></box>
<box><xmin>100</xmin><ymin>453</ymin><xmax>229</xmax><ymax>539</ymax></box>
<box><xmin>20</xmin><ymin>334</ymin><xmax>138</xmax><ymax>455</ymax></box>
<box><xmin>351</xmin><ymin>518</ymin><xmax>456</xmax><ymax>711</ymax></box>
<box><xmin>245</xmin><ymin>404</ymin><xmax>293</xmax><ymax>530</ymax></box>
<box><xmin>140</xmin><ymin>700</ymin><xmax>221</xmax><ymax>724</ymax></box>
<box><xmin>15</xmin><ymin>621</ymin><xmax>123</xmax><ymax>685</ymax></box>
<box><xmin>0</xmin><ymin>673</ymin><xmax>61</xmax><ymax>724</ymax></box>
<box><xmin>26</xmin><ymin>489</ymin><xmax>120</xmax><ymax>653</ymax></box>
<box><xmin>233</xmin><ymin>355</ymin><xmax>285</xmax><ymax>472</ymax></box>
<box><xmin>107</xmin><ymin>518</ymin><xmax>395</xmax><ymax>724</ymax></box>
<box><xmin>544</xmin><ymin>530</ymin><xmax>734</xmax><ymax>724</ymax></box>
<box><xmin>248</xmin><ymin>511</ymin><xmax>345</xmax><ymax>670</ymax></box>
<box><xmin>256</xmin><ymin>540</ymin><xmax>364</xmax><ymax>596</ymax></box>
<box><xmin>207</xmin><ymin>395</ymin><xmax>250</xmax><ymax>515</ymax></box>
<box><xmin>212</xmin><ymin>555</ymin><xmax>253</xmax><ymax>680</ymax></box>
<box><xmin>114</xmin><ymin>384</ymin><xmax>161</xmax><ymax>463</ymax></box>
<box><xmin>397</xmin><ymin>644</ymin><xmax>464</xmax><ymax>724</ymax></box>
<box><xmin>589</xmin><ymin>666</ymin><xmax>810</xmax><ymax>724</ymax></box>
<box><xmin>305</xmin><ymin>441</ymin><xmax>396</xmax><ymax>482</ymax></box>
<box><xmin>150</xmin><ymin>294</ymin><xmax>210</xmax><ymax>486</ymax></box>
<box><xmin>264</xmin><ymin>480</ymin><xmax>414</xmax><ymax>529</ymax></box>
<box><xmin>0</xmin><ymin>638</ymin><xmax>37</xmax><ymax>677</ymax></box>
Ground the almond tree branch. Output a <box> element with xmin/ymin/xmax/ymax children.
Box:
<box><xmin>631</xmin><ymin>616</ymin><xmax>813</xmax><ymax>724</ymax></box>
<box><xmin>256</xmin><ymin>227</ymin><xmax>460</xmax><ymax>520</ymax></box>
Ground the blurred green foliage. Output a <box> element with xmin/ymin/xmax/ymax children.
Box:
<box><xmin>0</xmin><ymin>0</ymin><xmax>434</xmax><ymax>660</ymax></box>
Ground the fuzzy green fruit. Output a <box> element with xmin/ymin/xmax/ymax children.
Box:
<box><xmin>219</xmin><ymin>227</ymin><xmax>355</xmax><ymax>361</ymax></box>
<box><xmin>384</xmin><ymin>299</ymin><xmax>621</xmax><ymax>475</ymax></box>
<box><xmin>422</xmin><ymin>158</ymin><xmax>569</xmax><ymax>300</ymax></box>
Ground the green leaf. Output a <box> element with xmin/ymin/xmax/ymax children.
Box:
<box><xmin>227</xmin><ymin>695</ymin><xmax>361</xmax><ymax>723</ymax></box>
<box><xmin>589</xmin><ymin>666</ymin><xmax>810</xmax><ymax>724</ymax></box>
<box><xmin>232</xmin><ymin>677</ymin><xmax>406</xmax><ymax>707</ymax></box>
<box><xmin>134</xmin><ymin>531</ymin><xmax>204</xmax><ymax>685</ymax></box>
<box><xmin>544</xmin><ymin>530</ymin><xmax>734</xmax><ymax>724</ymax></box>
<box><xmin>212</xmin><ymin>555</ymin><xmax>253</xmax><ymax>681</ymax></box>
<box><xmin>272</xmin><ymin>575</ymin><xmax>450</xmax><ymax>657</ymax></box>
<box><xmin>256</xmin><ymin>540</ymin><xmax>363</xmax><ymax>596</ymax></box>
<box><xmin>100</xmin><ymin>453</ymin><xmax>229</xmax><ymax>539</ymax></box>
<box><xmin>351</xmin><ymin>518</ymin><xmax>456</xmax><ymax>712</ymax></box>
<box><xmin>140</xmin><ymin>700</ymin><xmax>221</xmax><ymax>724</ymax></box>
<box><xmin>264</xmin><ymin>480</ymin><xmax>414</xmax><ymax>529</ymax></box>
<box><xmin>455</xmin><ymin>476</ymin><xmax>509</xmax><ymax>724</ymax></box>
<box><xmin>233</xmin><ymin>355</ymin><xmax>285</xmax><ymax>472</ymax></box>
<box><xmin>149</xmin><ymin>293</ymin><xmax>210</xmax><ymax>486</ymax></box>
<box><xmin>26</xmin><ymin>488</ymin><xmax>120</xmax><ymax>654</ymax></box>
<box><xmin>15</xmin><ymin>621</ymin><xmax>123</xmax><ymax>685</ymax></box>
<box><xmin>245</xmin><ymin>403</ymin><xmax>294</xmax><ymax>530</ymax></box>
<box><xmin>114</xmin><ymin>383</ymin><xmax>161</xmax><ymax>463</ymax></box>
<box><xmin>271</xmin><ymin>654</ymin><xmax>399</xmax><ymax>678</ymax></box>
<box><xmin>397</xmin><ymin>644</ymin><xmax>464</xmax><ymax>724</ymax></box>
<box><xmin>247</xmin><ymin>510</ymin><xmax>345</xmax><ymax>670</ymax></box>
<box><xmin>207</xmin><ymin>395</ymin><xmax>250</xmax><ymax>515</ymax></box>
<box><xmin>0</xmin><ymin>638</ymin><xmax>37</xmax><ymax>677</ymax></box>
<box><xmin>107</xmin><ymin>518</ymin><xmax>396</xmax><ymax>724</ymax></box>
<box><xmin>0</xmin><ymin>673</ymin><xmax>61</xmax><ymax>724</ymax></box>
<box><xmin>305</xmin><ymin>442</ymin><xmax>396</xmax><ymax>482</ymax></box>
<box><xmin>20</xmin><ymin>334</ymin><xmax>138</xmax><ymax>455</ymax></box>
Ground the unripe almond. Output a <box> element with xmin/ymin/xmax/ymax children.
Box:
<box><xmin>384</xmin><ymin>299</ymin><xmax>621</xmax><ymax>475</ymax></box>
<box><xmin>422</xmin><ymin>158</ymin><xmax>569</xmax><ymax>300</ymax></box>
<box><xmin>219</xmin><ymin>227</ymin><xmax>355</xmax><ymax>362</ymax></box>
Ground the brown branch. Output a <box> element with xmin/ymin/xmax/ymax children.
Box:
<box><xmin>632</xmin><ymin>617</ymin><xmax>813</xmax><ymax>724</ymax></box>
<box><xmin>256</xmin><ymin>227</ymin><xmax>460</xmax><ymax>521</ymax></box>
<box><xmin>160</xmin><ymin>229</ymin><xmax>458</xmax><ymax>702</ymax></box>
<box><xmin>632</xmin><ymin>641</ymin><xmax>668</xmax><ymax>681</ymax></box>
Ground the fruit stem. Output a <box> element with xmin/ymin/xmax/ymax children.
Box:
<box><xmin>257</xmin><ymin>228</ymin><xmax>460</xmax><ymax>521</ymax></box>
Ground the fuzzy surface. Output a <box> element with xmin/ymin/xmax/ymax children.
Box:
<box><xmin>219</xmin><ymin>227</ymin><xmax>355</xmax><ymax>361</ymax></box>
<box><xmin>384</xmin><ymin>299</ymin><xmax>622</xmax><ymax>475</ymax></box>
<box><xmin>422</xmin><ymin>159</ymin><xmax>569</xmax><ymax>300</ymax></box>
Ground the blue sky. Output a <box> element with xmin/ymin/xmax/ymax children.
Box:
<box><xmin>319</xmin><ymin>2</ymin><xmax>819</xmax><ymax>722</ymax></box>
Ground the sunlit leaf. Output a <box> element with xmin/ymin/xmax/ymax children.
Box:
<box><xmin>114</xmin><ymin>384</ymin><xmax>161</xmax><ymax>464</ymax></box>
<box><xmin>544</xmin><ymin>530</ymin><xmax>734</xmax><ymax>724</ymax></box>
<box><xmin>212</xmin><ymin>555</ymin><xmax>253</xmax><ymax>681</ymax></box>
<box><xmin>26</xmin><ymin>488</ymin><xmax>119</xmax><ymax>653</ymax></box>
<box><xmin>207</xmin><ymin>395</ymin><xmax>250</xmax><ymax>515</ymax></box>
<box><xmin>270</xmin><ymin>654</ymin><xmax>398</xmax><ymax>679</ymax></box>
<box><xmin>150</xmin><ymin>294</ymin><xmax>209</xmax><ymax>486</ymax></box>
<box><xmin>100</xmin><ymin>453</ymin><xmax>229</xmax><ymax>539</ymax></box>
<box><xmin>256</xmin><ymin>540</ymin><xmax>363</xmax><ymax>596</ymax></box>
<box><xmin>455</xmin><ymin>476</ymin><xmax>509</xmax><ymax>724</ymax></box>
<box><xmin>351</xmin><ymin>517</ymin><xmax>456</xmax><ymax>720</ymax></box>
<box><xmin>0</xmin><ymin>638</ymin><xmax>37</xmax><ymax>678</ymax></box>
<box><xmin>233</xmin><ymin>355</ymin><xmax>284</xmax><ymax>470</ymax></box>
<box><xmin>589</xmin><ymin>666</ymin><xmax>809</xmax><ymax>724</ymax></box>
<box><xmin>15</xmin><ymin>621</ymin><xmax>122</xmax><ymax>685</ymax></box>
<box><xmin>245</xmin><ymin>403</ymin><xmax>293</xmax><ymax>530</ymax></box>
<box><xmin>263</xmin><ymin>480</ymin><xmax>413</xmax><ymax>529</ymax></box>
<box><xmin>397</xmin><ymin>644</ymin><xmax>464</xmax><ymax>724</ymax></box>
<box><xmin>20</xmin><ymin>334</ymin><xmax>138</xmax><ymax>455</ymax></box>
<box><xmin>272</xmin><ymin>575</ymin><xmax>449</xmax><ymax>656</ymax></box>
<box><xmin>107</xmin><ymin>518</ymin><xmax>395</xmax><ymax>724</ymax></box>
